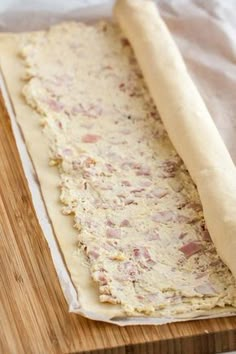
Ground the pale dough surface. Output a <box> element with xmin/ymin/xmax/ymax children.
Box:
<box><xmin>0</xmin><ymin>3</ymin><xmax>236</xmax><ymax>322</ymax></box>
<box><xmin>115</xmin><ymin>0</ymin><xmax>236</xmax><ymax>279</ymax></box>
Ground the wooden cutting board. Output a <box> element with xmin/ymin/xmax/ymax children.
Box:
<box><xmin>0</xmin><ymin>91</ymin><xmax>236</xmax><ymax>354</ymax></box>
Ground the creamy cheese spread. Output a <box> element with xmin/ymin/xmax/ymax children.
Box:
<box><xmin>19</xmin><ymin>21</ymin><xmax>236</xmax><ymax>316</ymax></box>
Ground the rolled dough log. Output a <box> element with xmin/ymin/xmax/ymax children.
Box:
<box><xmin>114</xmin><ymin>0</ymin><xmax>236</xmax><ymax>279</ymax></box>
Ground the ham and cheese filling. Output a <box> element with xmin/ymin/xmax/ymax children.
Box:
<box><xmin>20</xmin><ymin>21</ymin><xmax>236</xmax><ymax>316</ymax></box>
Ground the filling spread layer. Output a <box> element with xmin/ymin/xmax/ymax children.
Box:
<box><xmin>20</xmin><ymin>21</ymin><xmax>236</xmax><ymax>316</ymax></box>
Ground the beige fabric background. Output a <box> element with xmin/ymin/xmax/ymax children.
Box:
<box><xmin>156</xmin><ymin>0</ymin><xmax>236</xmax><ymax>163</ymax></box>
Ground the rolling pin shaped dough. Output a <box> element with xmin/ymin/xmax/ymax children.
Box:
<box><xmin>114</xmin><ymin>0</ymin><xmax>236</xmax><ymax>278</ymax></box>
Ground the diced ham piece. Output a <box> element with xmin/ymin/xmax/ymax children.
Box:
<box><xmin>179</xmin><ymin>241</ymin><xmax>202</xmax><ymax>258</ymax></box>
<box><xmin>147</xmin><ymin>229</ymin><xmax>160</xmax><ymax>241</ymax></box>
<box><xmin>102</xmin><ymin>242</ymin><xmax>116</xmax><ymax>251</ymax></box>
<box><xmin>89</xmin><ymin>104</ymin><xmax>103</xmax><ymax>116</ymax></box>
<box><xmin>121</xmin><ymin>180</ymin><xmax>131</xmax><ymax>187</ymax></box>
<box><xmin>117</xmin><ymin>193</ymin><xmax>126</xmax><ymax>198</ymax></box>
<box><xmin>82</xmin><ymin>134</ymin><xmax>101</xmax><ymax>143</ymax></box>
<box><xmin>121</xmin><ymin>161</ymin><xmax>141</xmax><ymax>170</ymax></box>
<box><xmin>88</xmin><ymin>248</ymin><xmax>100</xmax><ymax>260</ymax></box>
<box><xmin>105</xmin><ymin>163</ymin><xmax>116</xmax><ymax>173</ymax></box>
<box><xmin>137</xmin><ymin>295</ymin><xmax>145</xmax><ymax>300</ymax></box>
<box><xmin>152</xmin><ymin>188</ymin><xmax>168</xmax><ymax>198</ymax></box>
<box><xmin>136</xmin><ymin>166</ymin><xmax>151</xmax><ymax>176</ymax></box>
<box><xmin>106</xmin><ymin>219</ymin><xmax>115</xmax><ymax>227</ymax></box>
<box><xmin>125</xmin><ymin>198</ymin><xmax>136</xmax><ymax>205</ymax></box>
<box><xmin>133</xmin><ymin>248</ymin><xmax>142</xmax><ymax>258</ymax></box>
<box><xmin>71</xmin><ymin>105</ymin><xmax>83</xmax><ymax>115</ymax></box>
<box><xmin>131</xmin><ymin>187</ymin><xmax>145</xmax><ymax>193</ymax></box>
<box><xmin>92</xmin><ymin>270</ymin><xmax>108</xmax><ymax>285</ymax></box>
<box><xmin>46</xmin><ymin>98</ymin><xmax>64</xmax><ymax>112</ymax></box>
<box><xmin>72</xmin><ymin>103</ymin><xmax>102</xmax><ymax>118</ymax></box>
<box><xmin>119</xmin><ymin>82</ymin><xmax>126</xmax><ymax>91</ymax></box>
<box><xmin>118</xmin><ymin>261</ymin><xmax>138</xmax><ymax>280</ymax></box>
<box><xmin>100</xmin><ymin>184</ymin><xmax>113</xmax><ymax>191</ymax></box>
<box><xmin>133</xmin><ymin>247</ymin><xmax>156</xmax><ymax>266</ymax></box>
<box><xmin>176</xmin><ymin>214</ymin><xmax>192</xmax><ymax>223</ymax></box>
<box><xmin>153</xmin><ymin>209</ymin><xmax>192</xmax><ymax>224</ymax></box>
<box><xmin>152</xmin><ymin>211</ymin><xmax>175</xmax><ymax>223</ymax></box>
<box><xmin>139</xmin><ymin>180</ymin><xmax>152</xmax><ymax>187</ymax></box>
<box><xmin>160</xmin><ymin>160</ymin><xmax>179</xmax><ymax>178</ymax></box>
<box><xmin>132</xmin><ymin>163</ymin><xmax>142</xmax><ymax>169</ymax></box>
<box><xmin>57</xmin><ymin>121</ymin><xmax>63</xmax><ymax>129</ymax></box>
<box><xmin>194</xmin><ymin>283</ymin><xmax>216</xmax><ymax>296</ymax></box>
<box><xmin>106</xmin><ymin>228</ymin><xmax>121</xmax><ymax>239</ymax></box>
<box><xmin>80</xmin><ymin>122</ymin><xmax>94</xmax><ymax>129</ymax></box>
<box><xmin>133</xmin><ymin>247</ymin><xmax>150</xmax><ymax>259</ymax></box>
<box><xmin>120</xmin><ymin>219</ymin><xmax>131</xmax><ymax>227</ymax></box>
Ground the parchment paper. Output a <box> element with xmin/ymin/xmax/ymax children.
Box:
<box><xmin>0</xmin><ymin>0</ymin><xmax>236</xmax><ymax>326</ymax></box>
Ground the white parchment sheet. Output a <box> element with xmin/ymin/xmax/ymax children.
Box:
<box><xmin>1</xmin><ymin>0</ymin><xmax>236</xmax><ymax>326</ymax></box>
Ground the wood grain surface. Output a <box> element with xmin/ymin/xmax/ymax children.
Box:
<box><xmin>0</xmin><ymin>90</ymin><xmax>236</xmax><ymax>354</ymax></box>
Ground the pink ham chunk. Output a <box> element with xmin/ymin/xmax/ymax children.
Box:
<box><xmin>194</xmin><ymin>283</ymin><xmax>217</xmax><ymax>296</ymax></box>
<box><xmin>136</xmin><ymin>166</ymin><xmax>151</xmax><ymax>176</ymax></box>
<box><xmin>46</xmin><ymin>98</ymin><xmax>64</xmax><ymax>112</ymax></box>
<box><xmin>121</xmin><ymin>180</ymin><xmax>131</xmax><ymax>187</ymax></box>
<box><xmin>92</xmin><ymin>270</ymin><xmax>109</xmax><ymax>285</ymax></box>
<box><xmin>106</xmin><ymin>228</ymin><xmax>121</xmax><ymax>239</ymax></box>
<box><xmin>117</xmin><ymin>261</ymin><xmax>138</xmax><ymax>281</ymax></box>
<box><xmin>147</xmin><ymin>229</ymin><xmax>160</xmax><ymax>241</ymax></box>
<box><xmin>130</xmin><ymin>187</ymin><xmax>145</xmax><ymax>193</ymax></box>
<box><xmin>152</xmin><ymin>211</ymin><xmax>175</xmax><ymax>223</ymax></box>
<box><xmin>106</xmin><ymin>219</ymin><xmax>115</xmax><ymax>227</ymax></box>
<box><xmin>120</xmin><ymin>219</ymin><xmax>131</xmax><ymax>227</ymax></box>
<box><xmin>87</xmin><ymin>248</ymin><xmax>100</xmax><ymax>260</ymax></box>
<box><xmin>179</xmin><ymin>241</ymin><xmax>202</xmax><ymax>258</ymax></box>
<box><xmin>72</xmin><ymin>103</ymin><xmax>103</xmax><ymax>118</ymax></box>
<box><xmin>160</xmin><ymin>160</ymin><xmax>179</xmax><ymax>178</ymax></box>
<box><xmin>133</xmin><ymin>246</ymin><xmax>156</xmax><ymax>266</ymax></box>
<box><xmin>139</xmin><ymin>180</ymin><xmax>152</xmax><ymax>187</ymax></box>
<box><xmin>82</xmin><ymin>134</ymin><xmax>101</xmax><ymax>143</ymax></box>
<box><xmin>152</xmin><ymin>211</ymin><xmax>192</xmax><ymax>224</ymax></box>
<box><xmin>124</xmin><ymin>198</ymin><xmax>136</xmax><ymax>205</ymax></box>
<box><xmin>152</xmin><ymin>188</ymin><xmax>168</xmax><ymax>198</ymax></box>
<box><xmin>105</xmin><ymin>163</ymin><xmax>116</xmax><ymax>173</ymax></box>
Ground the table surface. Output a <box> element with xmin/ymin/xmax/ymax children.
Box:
<box><xmin>0</xmin><ymin>91</ymin><xmax>236</xmax><ymax>354</ymax></box>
